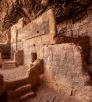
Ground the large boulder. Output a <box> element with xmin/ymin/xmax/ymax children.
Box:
<box><xmin>42</xmin><ymin>43</ymin><xmax>90</xmax><ymax>95</ymax></box>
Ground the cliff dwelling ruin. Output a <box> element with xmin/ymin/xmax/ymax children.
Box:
<box><xmin>0</xmin><ymin>0</ymin><xmax>92</xmax><ymax>102</ymax></box>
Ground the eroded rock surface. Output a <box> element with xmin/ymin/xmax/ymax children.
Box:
<box><xmin>25</xmin><ymin>84</ymin><xmax>86</xmax><ymax>102</ymax></box>
<box><xmin>0</xmin><ymin>0</ymin><xmax>91</xmax><ymax>31</ymax></box>
<box><xmin>42</xmin><ymin>43</ymin><xmax>90</xmax><ymax>95</ymax></box>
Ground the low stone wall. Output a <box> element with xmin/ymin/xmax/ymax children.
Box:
<box><xmin>42</xmin><ymin>43</ymin><xmax>90</xmax><ymax>95</ymax></box>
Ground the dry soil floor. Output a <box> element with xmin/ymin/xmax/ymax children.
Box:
<box><xmin>24</xmin><ymin>84</ymin><xmax>84</xmax><ymax>102</ymax></box>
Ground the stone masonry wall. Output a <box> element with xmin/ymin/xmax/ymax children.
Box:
<box><xmin>42</xmin><ymin>43</ymin><xmax>90</xmax><ymax>95</ymax></box>
<box><xmin>11</xmin><ymin>9</ymin><xmax>56</xmax><ymax>66</ymax></box>
<box><xmin>11</xmin><ymin>18</ymin><xmax>24</xmax><ymax>52</ymax></box>
<box><xmin>22</xmin><ymin>9</ymin><xmax>56</xmax><ymax>66</ymax></box>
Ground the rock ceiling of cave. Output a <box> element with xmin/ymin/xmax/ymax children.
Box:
<box><xmin>0</xmin><ymin>0</ymin><xmax>91</xmax><ymax>31</ymax></box>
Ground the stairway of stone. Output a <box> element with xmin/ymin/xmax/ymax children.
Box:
<box><xmin>2</xmin><ymin>60</ymin><xmax>16</xmax><ymax>69</ymax></box>
<box><xmin>0</xmin><ymin>59</ymin><xmax>43</xmax><ymax>102</ymax></box>
<box><xmin>8</xmin><ymin>83</ymin><xmax>35</xmax><ymax>102</ymax></box>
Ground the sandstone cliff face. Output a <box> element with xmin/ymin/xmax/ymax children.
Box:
<box><xmin>0</xmin><ymin>0</ymin><xmax>91</xmax><ymax>31</ymax></box>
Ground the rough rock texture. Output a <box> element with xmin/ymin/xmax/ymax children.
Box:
<box><xmin>15</xmin><ymin>50</ymin><xmax>24</xmax><ymax>66</ymax></box>
<box><xmin>0</xmin><ymin>0</ymin><xmax>91</xmax><ymax>31</ymax></box>
<box><xmin>11</xmin><ymin>18</ymin><xmax>25</xmax><ymax>60</ymax></box>
<box><xmin>74</xmin><ymin>86</ymin><xmax>92</xmax><ymax>102</ymax></box>
<box><xmin>25</xmin><ymin>84</ymin><xmax>86</xmax><ymax>102</ymax></box>
<box><xmin>9</xmin><ymin>5</ymin><xmax>92</xmax><ymax>102</ymax></box>
<box><xmin>54</xmin><ymin>36</ymin><xmax>90</xmax><ymax>64</ymax></box>
<box><xmin>42</xmin><ymin>43</ymin><xmax>90</xmax><ymax>95</ymax></box>
<box><xmin>27</xmin><ymin>59</ymin><xmax>43</xmax><ymax>87</ymax></box>
<box><xmin>57</xmin><ymin>5</ymin><xmax>92</xmax><ymax>64</ymax></box>
<box><xmin>0</xmin><ymin>59</ymin><xmax>43</xmax><ymax>102</ymax></box>
<box><xmin>11</xmin><ymin>9</ymin><xmax>56</xmax><ymax>66</ymax></box>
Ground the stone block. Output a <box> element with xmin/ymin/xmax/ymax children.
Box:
<box><xmin>28</xmin><ymin>59</ymin><xmax>44</xmax><ymax>86</ymax></box>
<box><xmin>15</xmin><ymin>50</ymin><xmax>24</xmax><ymax>66</ymax></box>
<box><xmin>8</xmin><ymin>84</ymin><xmax>32</xmax><ymax>99</ymax></box>
<box><xmin>43</xmin><ymin>43</ymin><xmax>90</xmax><ymax>95</ymax></box>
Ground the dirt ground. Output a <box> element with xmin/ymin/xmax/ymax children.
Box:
<box><xmin>23</xmin><ymin>84</ymin><xmax>84</xmax><ymax>102</ymax></box>
<box><xmin>0</xmin><ymin>83</ymin><xmax>87</xmax><ymax>102</ymax></box>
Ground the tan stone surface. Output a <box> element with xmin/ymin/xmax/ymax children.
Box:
<box><xmin>22</xmin><ymin>9</ymin><xmax>56</xmax><ymax>66</ymax></box>
<box><xmin>11</xmin><ymin>18</ymin><xmax>25</xmax><ymax>56</ymax></box>
<box><xmin>42</xmin><ymin>43</ymin><xmax>90</xmax><ymax>95</ymax></box>
<box><xmin>15</xmin><ymin>50</ymin><xmax>24</xmax><ymax>66</ymax></box>
<box><xmin>54</xmin><ymin>36</ymin><xmax>90</xmax><ymax>63</ymax></box>
<box><xmin>57</xmin><ymin>6</ymin><xmax>92</xmax><ymax>63</ymax></box>
<box><xmin>22</xmin><ymin>9</ymin><xmax>56</xmax><ymax>42</ymax></box>
<box><xmin>28</xmin><ymin>59</ymin><xmax>43</xmax><ymax>86</ymax></box>
<box><xmin>74</xmin><ymin>86</ymin><xmax>92</xmax><ymax>102</ymax></box>
<box><xmin>11</xmin><ymin>9</ymin><xmax>56</xmax><ymax>66</ymax></box>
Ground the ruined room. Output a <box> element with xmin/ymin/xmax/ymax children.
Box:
<box><xmin>0</xmin><ymin>0</ymin><xmax>92</xmax><ymax>102</ymax></box>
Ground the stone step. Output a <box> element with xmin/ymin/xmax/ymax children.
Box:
<box><xmin>7</xmin><ymin>65</ymin><xmax>16</xmax><ymax>68</ymax></box>
<box><xmin>8</xmin><ymin>91</ymin><xmax>35</xmax><ymax>102</ymax></box>
<box><xmin>2</xmin><ymin>65</ymin><xmax>16</xmax><ymax>69</ymax></box>
<box><xmin>6</xmin><ymin>67</ymin><xmax>16</xmax><ymax>69</ymax></box>
<box><xmin>2</xmin><ymin>62</ymin><xmax>16</xmax><ymax>69</ymax></box>
<box><xmin>0</xmin><ymin>59</ymin><xmax>42</xmax><ymax>101</ymax></box>
<box><xmin>4</xmin><ymin>60</ymin><xmax>16</xmax><ymax>63</ymax></box>
<box><xmin>4</xmin><ymin>63</ymin><xmax>15</xmax><ymax>65</ymax></box>
<box><xmin>5</xmin><ymin>64</ymin><xmax>16</xmax><ymax>66</ymax></box>
<box><xmin>8</xmin><ymin>84</ymin><xmax>32</xmax><ymax>99</ymax></box>
<box><xmin>4</xmin><ymin>63</ymin><xmax>16</xmax><ymax>66</ymax></box>
<box><xmin>18</xmin><ymin>91</ymin><xmax>35</xmax><ymax>102</ymax></box>
<box><xmin>5</xmin><ymin>78</ymin><xmax>30</xmax><ymax>91</ymax></box>
<box><xmin>4</xmin><ymin>61</ymin><xmax>16</xmax><ymax>64</ymax></box>
<box><xmin>5</xmin><ymin>65</ymin><xmax>16</xmax><ymax>67</ymax></box>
